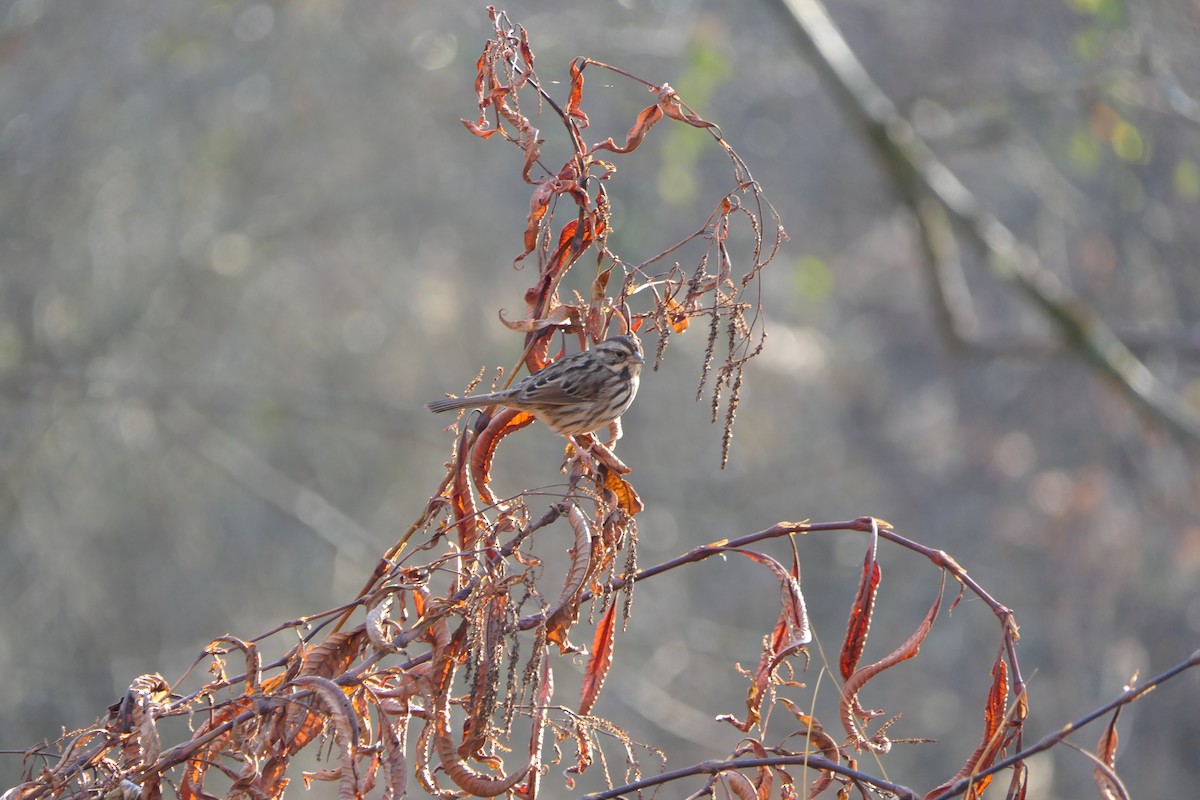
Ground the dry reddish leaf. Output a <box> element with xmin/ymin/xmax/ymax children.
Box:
<box><xmin>516</xmin><ymin>118</ymin><xmax>542</xmax><ymax>184</ymax></box>
<box><xmin>840</xmin><ymin>550</ymin><xmax>881</xmax><ymax>681</ymax></box>
<box><xmin>841</xmin><ymin>575</ymin><xmax>944</xmax><ymax>752</ymax></box>
<box><xmin>564</xmin><ymin>719</ymin><xmax>596</xmax><ymax>785</ymax></box>
<box><xmin>589</xmin><ymin>101</ymin><xmax>664</xmax><ymax>156</ymax></box>
<box><xmin>737</xmin><ymin>549</ymin><xmax>811</xmax><ymax>655</ymax></box>
<box><xmin>517</xmin><ymin>659</ymin><xmax>554</xmax><ymax>800</ymax></box>
<box><xmin>290</xmin><ymin>676</ymin><xmax>362</xmax><ymax>800</ymax></box>
<box><xmin>301</xmin><ymin>767</ymin><xmax>344</xmax><ymax>789</ymax></box>
<box><xmin>583</xmin><ymin>78</ymin><xmax>719</xmax><ymax>158</ymax></box>
<box><xmin>413</xmin><ymin>717</ymin><xmax>439</xmax><ymax>797</ymax></box>
<box><xmin>522</xmin><ymin>215</ymin><xmax>596</xmax><ymax>310</ymax></box>
<box><xmin>1092</xmin><ymin>752</ymin><xmax>1127</xmax><ymax>800</ymax></box>
<box><xmin>366</xmin><ymin>593</ymin><xmax>404</xmax><ymax>655</ymax></box>
<box><xmin>523</xmin><ymin>328</ymin><xmax>557</xmax><ymax>372</ymax></box>
<box><xmin>379</xmin><ymin>716</ymin><xmax>408</xmax><ymax>800</ymax></box>
<box><xmin>657</xmin><ymin>84</ymin><xmax>720</xmax><ymax>132</ymax></box>
<box><xmin>730</xmin><ymin>742</ymin><xmax>776</xmax><ymax>800</ymax></box>
<box><xmin>266</xmin><ymin>627</ymin><xmax>371</xmax><ymax>770</ymax></box>
<box><xmin>462</xmin><ymin>116</ymin><xmax>500</xmax><ymax>138</ymax></box>
<box><xmin>546</xmin><ymin>503</ymin><xmax>596</xmax><ymax>653</ymax></box>
<box><xmin>412</xmin><ymin>583</ymin><xmax>429</xmax><ymax>620</ymax></box>
<box><xmin>926</xmin><ymin>650</ymin><xmax>1026</xmax><ymax>800</ymax></box>
<box><xmin>497</xmin><ymin>302</ymin><xmax>577</xmax><ymax>334</ymax></box>
<box><xmin>591</xmin><ymin>265</ymin><xmax>613</xmax><ymax>307</ymax></box>
<box><xmin>666</xmin><ymin>295</ymin><xmax>690</xmax><ymax>333</ymax></box>
<box><xmin>781</xmin><ymin>551</ymin><xmax>812</xmax><ymax>648</ymax></box>
<box><xmin>179</xmin><ymin>696</ymin><xmax>256</xmax><ymax>800</ymax></box>
<box><xmin>521</xmin><ymin>179</ymin><xmax>554</xmax><ymax>258</ymax></box>
<box><xmin>514</xmin><ymin>25</ymin><xmax>535</xmax><ymax>90</ymax></box>
<box><xmin>493</xmin><ymin>84</ymin><xmax>525</xmax><ymax>132</ymax></box>
<box><xmin>564</xmin><ymin>58</ymin><xmax>589</xmax><ymax>126</ymax></box>
<box><xmin>754</xmin><ymin>765</ymin><xmax>774</xmax><ymax>800</ymax></box>
<box><xmin>603</xmin><ymin>469</ymin><xmax>643</xmax><ymax>515</ymax></box>
<box><xmin>427</xmin><ymin>626</ymin><xmax>530</xmax><ymax>797</ymax></box>
<box><xmin>579</xmin><ymin>602</ymin><xmax>618</xmax><ymax>716</ymax></box>
<box><xmin>461</xmin><ymin>42</ymin><xmax>500</xmax><ymax>139</ymax></box>
<box><xmin>982</xmin><ymin>656</ymin><xmax>1011</xmax><ymax>750</ymax></box>
<box><xmin>279</xmin><ymin>697</ymin><xmax>333</xmax><ymax>763</ymax></box>
<box><xmin>1096</xmin><ymin>711</ymin><xmax>1120</xmax><ymax>772</ymax></box>
<box><xmin>587</xmin><ymin>302</ymin><xmax>611</xmax><ymax>343</ymax></box>
<box><xmin>721</xmin><ymin>770</ymin><xmax>758</xmax><ymax>800</ymax></box>
<box><xmin>1006</xmin><ymin>762</ymin><xmax>1028</xmax><ymax>800</ymax></box>
<box><xmin>254</xmin><ymin>757</ymin><xmax>292</xmax><ymax>800</ymax></box>
<box><xmin>452</xmin><ymin>438</ymin><xmax>480</xmax><ymax>551</ymax></box>
<box><xmin>471</xmin><ymin>407</ymin><xmax>537</xmax><ymax>486</ymax></box>
<box><xmin>1093</xmin><ymin>679</ymin><xmax>1132</xmax><ymax>800</ymax></box>
<box><xmin>300</xmin><ymin>629</ymin><xmax>368</xmax><ymax>680</ymax></box>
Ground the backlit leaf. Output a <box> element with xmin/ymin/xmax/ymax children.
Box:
<box><xmin>579</xmin><ymin>603</ymin><xmax>618</xmax><ymax>716</ymax></box>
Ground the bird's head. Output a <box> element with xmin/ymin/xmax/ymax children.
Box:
<box><xmin>595</xmin><ymin>334</ymin><xmax>645</xmax><ymax>374</ymax></box>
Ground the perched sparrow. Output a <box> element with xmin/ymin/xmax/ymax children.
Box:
<box><xmin>427</xmin><ymin>335</ymin><xmax>644</xmax><ymax>436</ymax></box>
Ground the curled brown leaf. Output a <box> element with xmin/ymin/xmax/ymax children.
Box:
<box><xmin>841</xmin><ymin>575</ymin><xmax>944</xmax><ymax>753</ymax></box>
<box><xmin>546</xmin><ymin>502</ymin><xmax>597</xmax><ymax>653</ymax></box>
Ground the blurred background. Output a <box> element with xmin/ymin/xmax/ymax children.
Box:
<box><xmin>2</xmin><ymin>0</ymin><xmax>1198</xmax><ymax>797</ymax></box>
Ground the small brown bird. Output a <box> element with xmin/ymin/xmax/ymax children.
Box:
<box><xmin>426</xmin><ymin>334</ymin><xmax>644</xmax><ymax>436</ymax></box>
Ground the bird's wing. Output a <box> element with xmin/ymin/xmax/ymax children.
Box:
<box><xmin>514</xmin><ymin>365</ymin><xmax>591</xmax><ymax>406</ymax></box>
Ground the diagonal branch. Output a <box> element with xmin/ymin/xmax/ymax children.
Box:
<box><xmin>161</xmin><ymin>401</ymin><xmax>381</xmax><ymax>566</ymax></box>
<box><xmin>772</xmin><ymin>0</ymin><xmax>1200</xmax><ymax>443</ymax></box>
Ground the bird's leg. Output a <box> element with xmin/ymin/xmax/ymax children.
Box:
<box><xmin>602</xmin><ymin>417</ymin><xmax>623</xmax><ymax>446</ymax></box>
<box><xmin>574</xmin><ymin>432</ymin><xmax>631</xmax><ymax>475</ymax></box>
<box><xmin>563</xmin><ymin>435</ymin><xmax>596</xmax><ymax>482</ymax></box>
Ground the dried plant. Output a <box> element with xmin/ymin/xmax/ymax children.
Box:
<box><xmin>5</xmin><ymin>9</ymin><xmax>1198</xmax><ymax>800</ymax></box>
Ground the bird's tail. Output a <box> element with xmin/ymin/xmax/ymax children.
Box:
<box><xmin>426</xmin><ymin>394</ymin><xmax>497</xmax><ymax>413</ymax></box>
